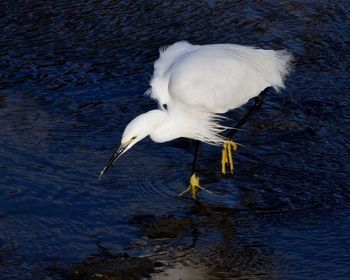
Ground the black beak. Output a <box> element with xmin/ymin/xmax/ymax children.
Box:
<box><xmin>98</xmin><ymin>143</ymin><xmax>128</xmax><ymax>180</ymax></box>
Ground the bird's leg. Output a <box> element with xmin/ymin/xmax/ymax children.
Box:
<box><xmin>221</xmin><ymin>140</ymin><xmax>238</xmax><ymax>175</ymax></box>
<box><xmin>179</xmin><ymin>141</ymin><xmax>200</xmax><ymax>199</ymax></box>
<box><xmin>178</xmin><ymin>173</ymin><xmax>212</xmax><ymax>199</ymax></box>
<box><xmin>179</xmin><ymin>141</ymin><xmax>212</xmax><ymax>199</ymax></box>
<box><xmin>221</xmin><ymin>88</ymin><xmax>268</xmax><ymax>175</ymax></box>
<box><xmin>179</xmin><ymin>173</ymin><xmax>200</xmax><ymax>199</ymax></box>
<box><xmin>227</xmin><ymin>89</ymin><xmax>266</xmax><ymax>139</ymax></box>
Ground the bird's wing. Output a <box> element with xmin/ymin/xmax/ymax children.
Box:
<box><xmin>149</xmin><ymin>42</ymin><xmax>292</xmax><ymax>113</ymax></box>
<box><xmin>147</xmin><ymin>41</ymin><xmax>197</xmax><ymax>108</ymax></box>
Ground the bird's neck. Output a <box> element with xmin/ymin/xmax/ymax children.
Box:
<box><xmin>150</xmin><ymin>118</ymin><xmax>181</xmax><ymax>143</ymax></box>
<box><xmin>150</xmin><ymin>105</ymin><xmax>193</xmax><ymax>143</ymax></box>
<box><xmin>150</xmin><ymin>106</ymin><xmax>225</xmax><ymax>145</ymax></box>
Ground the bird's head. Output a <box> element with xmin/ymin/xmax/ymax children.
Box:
<box><xmin>99</xmin><ymin>109</ymin><xmax>167</xmax><ymax>179</ymax></box>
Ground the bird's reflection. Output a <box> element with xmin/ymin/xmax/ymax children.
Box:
<box><xmin>128</xmin><ymin>201</ymin><xmax>283</xmax><ymax>280</ymax></box>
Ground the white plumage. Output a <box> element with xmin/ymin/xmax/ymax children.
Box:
<box><xmin>149</xmin><ymin>41</ymin><xmax>291</xmax><ymax>114</ymax></box>
<box><xmin>99</xmin><ymin>41</ymin><xmax>292</xmax><ymax>179</ymax></box>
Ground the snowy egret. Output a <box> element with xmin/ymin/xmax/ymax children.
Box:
<box><xmin>99</xmin><ymin>41</ymin><xmax>292</xmax><ymax>199</ymax></box>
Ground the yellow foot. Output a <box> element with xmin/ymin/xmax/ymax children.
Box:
<box><xmin>178</xmin><ymin>173</ymin><xmax>212</xmax><ymax>200</ymax></box>
<box><xmin>221</xmin><ymin>140</ymin><xmax>238</xmax><ymax>175</ymax></box>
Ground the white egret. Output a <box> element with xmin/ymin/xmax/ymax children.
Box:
<box><xmin>99</xmin><ymin>41</ymin><xmax>293</xmax><ymax>199</ymax></box>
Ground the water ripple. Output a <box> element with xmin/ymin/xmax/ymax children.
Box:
<box><xmin>1</xmin><ymin>0</ymin><xmax>350</xmax><ymax>279</ymax></box>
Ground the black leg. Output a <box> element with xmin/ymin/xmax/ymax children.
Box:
<box><xmin>184</xmin><ymin>88</ymin><xmax>270</xmax><ymax>198</ymax></box>
<box><xmin>221</xmin><ymin>88</ymin><xmax>270</xmax><ymax>175</ymax></box>
<box><xmin>227</xmin><ymin>87</ymin><xmax>269</xmax><ymax>139</ymax></box>
<box><xmin>179</xmin><ymin>140</ymin><xmax>201</xmax><ymax>199</ymax></box>
<box><xmin>191</xmin><ymin>140</ymin><xmax>200</xmax><ymax>174</ymax></box>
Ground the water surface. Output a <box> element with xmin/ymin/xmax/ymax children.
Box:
<box><xmin>0</xmin><ymin>1</ymin><xmax>349</xmax><ymax>279</ymax></box>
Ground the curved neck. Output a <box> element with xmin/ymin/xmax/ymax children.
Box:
<box><xmin>150</xmin><ymin>118</ymin><xmax>180</xmax><ymax>143</ymax></box>
<box><xmin>150</xmin><ymin>105</ymin><xmax>225</xmax><ymax>145</ymax></box>
<box><xmin>149</xmin><ymin>106</ymin><xmax>198</xmax><ymax>143</ymax></box>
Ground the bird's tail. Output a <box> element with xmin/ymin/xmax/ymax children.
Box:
<box><xmin>273</xmin><ymin>49</ymin><xmax>294</xmax><ymax>89</ymax></box>
<box><xmin>227</xmin><ymin>44</ymin><xmax>294</xmax><ymax>91</ymax></box>
<box><xmin>260</xmin><ymin>49</ymin><xmax>294</xmax><ymax>91</ymax></box>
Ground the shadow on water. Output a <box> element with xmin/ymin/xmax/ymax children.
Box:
<box><xmin>1</xmin><ymin>0</ymin><xmax>350</xmax><ymax>279</ymax></box>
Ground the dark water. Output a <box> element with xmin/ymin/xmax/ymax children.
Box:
<box><xmin>1</xmin><ymin>0</ymin><xmax>350</xmax><ymax>279</ymax></box>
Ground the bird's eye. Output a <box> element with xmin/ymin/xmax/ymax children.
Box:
<box><xmin>163</xmin><ymin>104</ymin><xmax>167</xmax><ymax>110</ymax></box>
<box><xmin>131</xmin><ymin>136</ymin><xmax>137</xmax><ymax>140</ymax></box>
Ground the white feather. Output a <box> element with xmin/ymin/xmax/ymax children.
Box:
<box><xmin>150</xmin><ymin>42</ymin><xmax>292</xmax><ymax>108</ymax></box>
<box><xmin>101</xmin><ymin>42</ymin><xmax>293</xmax><ymax>182</ymax></box>
<box><xmin>145</xmin><ymin>41</ymin><xmax>293</xmax><ymax>145</ymax></box>
<box><xmin>100</xmin><ymin>41</ymin><xmax>293</xmax><ymax>181</ymax></box>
